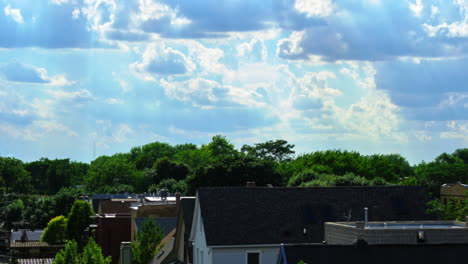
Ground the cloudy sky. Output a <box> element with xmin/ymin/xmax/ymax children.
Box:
<box><xmin>0</xmin><ymin>0</ymin><xmax>467</xmax><ymax>164</ymax></box>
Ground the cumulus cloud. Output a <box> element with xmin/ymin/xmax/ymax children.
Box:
<box><xmin>0</xmin><ymin>62</ymin><xmax>73</xmax><ymax>85</ymax></box>
<box><xmin>277</xmin><ymin>1</ymin><xmax>468</xmax><ymax>61</ymax></box>
<box><xmin>46</xmin><ymin>89</ymin><xmax>94</xmax><ymax>103</ymax></box>
<box><xmin>294</xmin><ymin>0</ymin><xmax>334</xmax><ymax>18</ymax></box>
<box><xmin>440</xmin><ymin>120</ymin><xmax>468</xmax><ymax>143</ymax></box>
<box><xmin>131</xmin><ymin>43</ymin><xmax>195</xmax><ymax>79</ymax></box>
<box><xmin>160</xmin><ymin>78</ymin><xmax>263</xmax><ymax>109</ymax></box>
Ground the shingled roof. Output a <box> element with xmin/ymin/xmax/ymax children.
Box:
<box><xmin>197</xmin><ymin>186</ymin><xmax>432</xmax><ymax>246</ymax></box>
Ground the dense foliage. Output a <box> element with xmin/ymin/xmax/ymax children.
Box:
<box><xmin>41</xmin><ymin>215</ymin><xmax>67</xmax><ymax>244</ymax></box>
<box><xmin>131</xmin><ymin>218</ymin><xmax>165</xmax><ymax>264</ymax></box>
<box><xmin>1</xmin><ymin>136</ymin><xmax>467</xmax><ymax>229</ymax></box>
<box><xmin>53</xmin><ymin>239</ymin><xmax>111</xmax><ymax>264</ymax></box>
<box><xmin>67</xmin><ymin>200</ymin><xmax>95</xmax><ymax>247</ymax></box>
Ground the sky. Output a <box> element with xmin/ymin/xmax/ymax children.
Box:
<box><xmin>0</xmin><ymin>0</ymin><xmax>467</xmax><ymax>165</ymax></box>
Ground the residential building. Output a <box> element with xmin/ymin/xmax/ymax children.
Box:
<box><xmin>189</xmin><ymin>186</ymin><xmax>432</xmax><ymax>264</ymax></box>
<box><xmin>440</xmin><ymin>183</ymin><xmax>468</xmax><ymax>204</ymax></box>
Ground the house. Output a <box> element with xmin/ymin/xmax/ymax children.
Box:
<box><xmin>276</xmin><ymin>243</ymin><xmax>468</xmax><ymax>264</ymax></box>
<box><xmin>153</xmin><ymin>197</ymin><xmax>196</xmax><ymax>264</ymax></box>
<box><xmin>189</xmin><ymin>186</ymin><xmax>432</xmax><ymax>264</ymax></box>
<box><xmin>440</xmin><ymin>183</ymin><xmax>468</xmax><ymax>204</ymax></box>
<box><xmin>130</xmin><ymin>194</ymin><xmax>180</xmax><ymax>241</ymax></box>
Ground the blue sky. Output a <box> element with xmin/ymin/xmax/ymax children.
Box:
<box><xmin>0</xmin><ymin>0</ymin><xmax>466</xmax><ymax>164</ymax></box>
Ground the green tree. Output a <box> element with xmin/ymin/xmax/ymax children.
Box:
<box><xmin>67</xmin><ymin>200</ymin><xmax>94</xmax><ymax>247</ymax></box>
<box><xmin>152</xmin><ymin>157</ymin><xmax>189</xmax><ymax>183</ymax></box>
<box><xmin>80</xmin><ymin>238</ymin><xmax>112</xmax><ymax>264</ymax></box>
<box><xmin>53</xmin><ymin>240</ymin><xmax>80</xmax><ymax>264</ymax></box>
<box><xmin>131</xmin><ymin>219</ymin><xmax>164</xmax><ymax>264</ymax></box>
<box><xmin>41</xmin><ymin>215</ymin><xmax>67</xmax><ymax>244</ymax></box>
<box><xmin>6</xmin><ymin>199</ymin><xmax>24</xmax><ymax>229</ymax></box>
<box><xmin>53</xmin><ymin>239</ymin><xmax>111</xmax><ymax>264</ymax></box>
<box><xmin>23</xmin><ymin>197</ymin><xmax>56</xmax><ymax>229</ymax></box>
<box><xmin>204</xmin><ymin>135</ymin><xmax>238</xmax><ymax>159</ymax></box>
<box><xmin>130</xmin><ymin>142</ymin><xmax>175</xmax><ymax>170</ymax></box>
<box><xmin>242</xmin><ymin>139</ymin><xmax>295</xmax><ymax>162</ymax></box>
<box><xmin>0</xmin><ymin>157</ymin><xmax>33</xmax><ymax>193</ymax></box>
<box><xmin>85</xmin><ymin>154</ymin><xmax>141</xmax><ymax>192</ymax></box>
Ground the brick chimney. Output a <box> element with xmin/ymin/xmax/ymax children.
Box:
<box><xmin>246</xmin><ymin>182</ymin><xmax>256</xmax><ymax>187</ymax></box>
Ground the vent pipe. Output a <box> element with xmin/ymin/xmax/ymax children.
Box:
<box><xmin>364</xmin><ymin>207</ymin><xmax>368</xmax><ymax>227</ymax></box>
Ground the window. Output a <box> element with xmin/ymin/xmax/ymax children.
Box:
<box><xmin>246</xmin><ymin>251</ymin><xmax>261</xmax><ymax>264</ymax></box>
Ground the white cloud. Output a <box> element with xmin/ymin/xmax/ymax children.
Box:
<box><xmin>440</xmin><ymin>120</ymin><xmax>468</xmax><ymax>142</ymax></box>
<box><xmin>91</xmin><ymin>121</ymin><xmax>134</xmax><ymax>148</ymax></box>
<box><xmin>72</xmin><ymin>8</ymin><xmax>81</xmax><ymax>19</ymax></box>
<box><xmin>237</xmin><ymin>39</ymin><xmax>267</xmax><ymax>61</ymax></box>
<box><xmin>0</xmin><ymin>62</ymin><xmax>73</xmax><ymax>86</ymax></box>
<box><xmin>294</xmin><ymin>0</ymin><xmax>334</xmax><ymax>18</ymax></box>
<box><xmin>430</xmin><ymin>5</ymin><xmax>439</xmax><ymax>18</ymax></box>
<box><xmin>415</xmin><ymin>131</ymin><xmax>432</xmax><ymax>141</ymax></box>
<box><xmin>407</xmin><ymin>0</ymin><xmax>423</xmax><ymax>17</ymax></box>
<box><xmin>130</xmin><ymin>43</ymin><xmax>195</xmax><ymax>79</ymax></box>
<box><xmin>277</xmin><ymin>31</ymin><xmax>306</xmax><ymax>59</ymax></box>
<box><xmin>4</xmin><ymin>5</ymin><xmax>24</xmax><ymax>24</ymax></box>
<box><xmin>47</xmin><ymin>89</ymin><xmax>94</xmax><ymax>102</ymax></box>
<box><xmin>105</xmin><ymin>98</ymin><xmax>124</xmax><ymax>104</ymax></box>
<box><xmin>0</xmin><ymin>120</ymin><xmax>78</xmax><ymax>141</ymax></box>
<box><xmin>50</xmin><ymin>0</ymin><xmax>72</xmax><ymax>5</ymax></box>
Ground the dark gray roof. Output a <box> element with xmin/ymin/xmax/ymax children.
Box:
<box><xmin>11</xmin><ymin>230</ymin><xmax>44</xmax><ymax>242</ymax></box>
<box><xmin>135</xmin><ymin>218</ymin><xmax>177</xmax><ymax>236</ymax></box>
<box><xmin>180</xmin><ymin>198</ymin><xmax>195</xmax><ymax>238</ymax></box>
<box><xmin>278</xmin><ymin>244</ymin><xmax>468</xmax><ymax>264</ymax></box>
<box><xmin>197</xmin><ymin>186</ymin><xmax>432</xmax><ymax>246</ymax></box>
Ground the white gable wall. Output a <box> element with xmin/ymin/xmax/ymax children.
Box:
<box><xmin>192</xmin><ymin>197</ymin><xmax>212</xmax><ymax>264</ymax></box>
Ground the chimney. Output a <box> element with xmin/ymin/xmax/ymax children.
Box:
<box><xmin>175</xmin><ymin>191</ymin><xmax>181</xmax><ymax>211</ymax></box>
<box><xmin>120</xmin><ymin>242</ymin><xmax>132</xmax><ymax>264</ymax></box>
<box><xmin>246</xmin><ymin>182</ymin><xmax>256</xmax><ymax>187</ymax></box>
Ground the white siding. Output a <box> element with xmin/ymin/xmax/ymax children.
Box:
<box><xmin>192</xmin><ymin>199</ymin><xmax>212</xmax><ymax>264</ymax></box>
<box><xmin>212</xmin><ymin>247</ymin><xmax>279</xmax><ymax>264</ymax></box>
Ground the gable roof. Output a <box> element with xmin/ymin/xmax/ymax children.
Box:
<box><xmin>197</xmin><ymin>186</ymin><xmax>432</xmax><ymax>246</ymax></box>
<box><xmin>180</xmin><ymin>198</ymin><xmax>195</xmax><ymax>238</ymax></box>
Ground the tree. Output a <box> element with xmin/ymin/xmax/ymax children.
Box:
<box><xmin>0</xmin><ymin>157</ymin><xmax>33</xmax><ymax>193</ymax></box>
<box><xmin>152</xmin><ymin>157</ymin><xmax>189</xmax><ymax>183</ymax></box>
<box><xmin>80</xmin><ymin>238</ymin><xmax>112</xmax><ymax>264</ymax></box>
<box><xmin>41</xmin><ymin>216</ymin><xmax>67</xmax><ymax>244</ymax></box>
<box><xmin>204</xmin><ymin>135</ymin><xmax>238</xmax><ymax>159</ymax></box>
<box><xmin>131</xmin><ymin>219</ymin><xmax>164</xmax><ymax>264</ymax></box>
<box><xmin>53</xmin><ymin>239</ymin><xmax>111</xmax><ymax>264</ymax></box>
<box><xmin>23</xmin><ymin>197</ymin><xmax>56</xmax><ymax>230</ymax></box>
<box><xmin>242</xmin><ymin>139</ymin><xmax>295</xmax><ymax>162</ymax></box>
<box><xmin>67</xmin><ymin>200</ymin><xmax>94</xmax><ymax>247</ymax></box>
<box><xmin>6</xmin><ymin>199</ymin><xmax>24</xmax><ymax>229</ymax></box>
<box><xmin>53</xmin><ymin>240</ymin><xmax>80</xmax><ymax>264</ymax></box>
<box><xmin>85</xmin><ymin>154</ymin><xmax>141</xmax><ymax>192</ymax></box>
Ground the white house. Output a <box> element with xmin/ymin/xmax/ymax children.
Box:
<box><xmin>189</xmin><ymin>186</ymin><xmax>431</xmax><ymax>264</ymax></box>
<box><xmin>189</xmin><ymin>192</ymin><xmax>278</xmax><ymax>264</ymax></box>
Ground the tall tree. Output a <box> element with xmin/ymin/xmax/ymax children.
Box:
<box><xmin>67</xmin><ymin>200</ymin><xmax>94</xmax><ymax>247</ymax></box>
<box><xmin>242</xmin><ymin>139</ymin><xmax>295</xmax><ymax>162</ymax></box>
